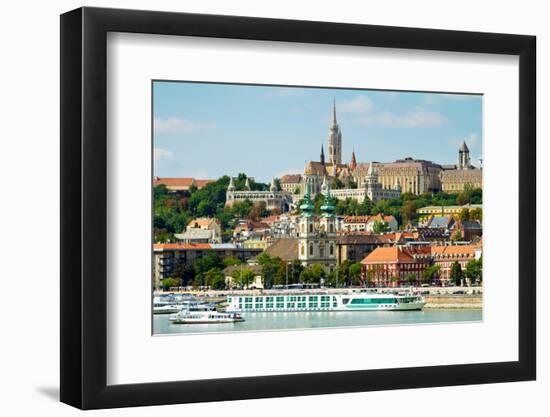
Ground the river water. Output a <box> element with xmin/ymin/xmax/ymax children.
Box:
<box><xmin>153</xmin><ymin>309</ymin><xmax>482</xmax><ymax>335</ymax></box>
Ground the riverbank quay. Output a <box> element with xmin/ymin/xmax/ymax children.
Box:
<box><xmin>423</xmin><ymin>294</ymin><xmax>482</xmax><ymax>309</ymax></box>
<box><xmin>154</xmin><ymin>286</ymin><xmax>483</xmax><ymax>309</ymax></box>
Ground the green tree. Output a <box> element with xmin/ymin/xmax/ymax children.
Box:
<box><xmin>193</xmin><ymin>252</ymin><xmax>222</xmax><ymax>284</ymax></box>
<box><xmin>470</xmin><ymin>208</ymin><xmax>482</xmax><ymax>222</ymax></box>
<box><xmin>450</xmin><ymin>261</ymin><xmax>464</xmax><ymax>286</ymax></box>
<box><xmin>161</xmin><ymin>277</ymin><xmax>180</xmax><ymax>290</ymax></box>
<box><xmin>348</xmin><ymin>262</ymin><xmax>363</xmax><ymax>286</ymax></box>
<box><xmin>465</xmin><ymin>259</ymin><xmax>482</xmax><ymax>286</ymax></box>
<box><xmin>451</xmin><ymin>230</ymin><xmax>464</xmax><ymax>242</ymax></box>
<box><xmin>300</xmin><ymin>264</ymin><xmax>326</xmax><ymax>284</ymax></box>
<box><xmin>458</xmin><ymin>208</ymin><xmax>471</xmax><ymax>221</ymax></box>
<box><xmin>230</xmin><ymin>200</ymin><xmax>253</xmax><ymax>219</ymax></box>
<box><xmin>230</xmin><ymin>268</ymin><xmax>256</xmax><ymax>289</ymax></box>
<box><xmin>204</xmin><ymin>267</ymin><xmax>226</xmax><ymax>289</ymax></box>
<box><xmin>222</xmin><ymin>257</ymin><xmax>242</xmax><ymax>267</ymax></box>
<box><xmin>331</xmin><ymin>178</ymin><xmax>345</xmax><ymax>189</ymax></box>
<box><xmin>422</xmin><ymin>265</ymin><xmax>440</xmax><ymax>284</ymax></box>
<box><xmin>401</xmin><ymin>200</ymin><xmax>418</xmax><ymax>223</ymax></box>
<box><xmin>405</xmin><ymin>273</ymin><xmax>418</xmax><ymax>286</ymax></box>
<box><xmin>372</xmin><ymin>220</ymin><xmax>390</xmax><ymax>233</ymax></box>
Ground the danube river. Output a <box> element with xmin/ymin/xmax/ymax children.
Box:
<box><xmin>153</xmin><ymin>309</ymin><xmax>482</xmax><ymax>335</ymax></box>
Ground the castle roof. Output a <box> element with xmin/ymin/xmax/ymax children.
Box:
<box><xmin>280</xmin><ymin>174</ymin><xmax>302</xmax><ymax>184</ymax></box>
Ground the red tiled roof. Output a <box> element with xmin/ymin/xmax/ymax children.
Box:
<box><xmin>362</xmin><ymin>247</ymin><xmax>415</xmax><ymax>263</ymax></box>
<box><xmin>153</xmin><ymin>177</ymin><xmax>213</xmax><ymax>189</ymax></box>
<box><xmin>430</xmin><ymin>245</ymin><xmax>476</xmax><ymax>256</ymax></box>
<box><xmin>261</xmin><ymin>215</ymin><xmax>280</xmax><ymax>224</ymax></box>
<box><xmin>154</xmin><ymin>177</ymin><xmax>194</xmax><ymax>187</ymax></box>
<box><xmin>344</xmin><ymin>215</ymin><xmax>371</xmax><ymax>223</ymax></box>
<box><xmin>194</xmin><ymin>179</ymin><xmax>214</xmax><ymax>188</ymax></box>
<box><xmin>280</xmin><ymin>174</ymin><xmax>302</xmax><ymax>184</ymax></box>
<box><xmin>187</xmin><ymin>218</ymin><xmax>219</xmax><ymax>228</ymax></box>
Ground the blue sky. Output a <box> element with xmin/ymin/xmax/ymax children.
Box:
<box><xmin>153</xmin><ymin>81</ymin><xmax>482</xmax><ymax>183</ymax></box>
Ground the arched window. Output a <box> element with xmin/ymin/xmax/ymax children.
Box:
<box><xmin>309</xmin><ymin>224</ymin><xmax>313</xmax><ymax>233</ymax></box>
<box><xmin>329</xmin><ymin>224</ymin><xmax>334</xmax><ymax>233</ymax></box>
<box><xmin>309</xmin><ymin>244</ymin><xmax>314</xmax><ymax>256</ymax></box>
<box><xmin>300</xmin><ymin>244</ymin><xmax>305</xmax><ymax>255</ymax></box>
<box><xmin>330</xmin><ymin>244</ymin><xmax>334</xmax><ymax>255</ymax></box>
<box><xmin>320</xmin><ymin>247</ymin><xmax>324</xmax><ymax>258</ymax></box>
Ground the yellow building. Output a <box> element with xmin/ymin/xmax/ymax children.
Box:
<box><xmin>374</xmin><ymin>158</ymin><xmax>443</xmax><ymax>195</ymax></box>
<box><xmin>441</xmin><ymin>168</ymin><xmax>483</xmax><ymax>192</ymax></box>
<box><xmin>243</xmin><ymin>239</ymin><xmax>270</xmax><ymax>250</ymax></box>
<box><xmin>416</xmin><ymin>204</ymin><xmax>482</xmax><ymax>223</ymax></box>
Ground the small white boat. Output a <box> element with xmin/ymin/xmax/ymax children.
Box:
<box><xmin>153</xmin><ymin>304</ymin><xmax>182</xmax><ymax>314</ymax></box>
<box><xmin>169</xmin><ymin>309</ymin><xmax>244</xmax><ymax>324</ymax></box>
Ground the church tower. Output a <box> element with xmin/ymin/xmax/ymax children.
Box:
<box><xmin>297</xmin><ymin>177</ymin><xmax>336</xmax><ymax>273</ymax></box>
<box><xmin>349</xmin><ymin>149</ymin><xmax>357</xmax><ymax>171</ymax></box>
<box><xmin>327</xmin><ymin>100</ymin><xmax>342</xmax><ymax>165</ymax></box>
<box><xmin>298</xmin><ymin>178</ymin><xmax>316</xmax><ymax>265</ymax></box>
<box><xmin>458</xmin><ymin>141</ymin><xmax>471</xmax><ymax>170</ymax></box>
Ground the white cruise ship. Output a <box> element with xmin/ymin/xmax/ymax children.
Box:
<box><xmin>225</xmin><ymin>291</ymin><xmax>425</xmax><ymax>312</ymax></box>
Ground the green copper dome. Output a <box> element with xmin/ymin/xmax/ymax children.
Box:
<box><xmin>299</xmin><ymin>191</ymin><xmax>314</xmax><ymax>216</ymax></box>
<box><xmin>320</xmin><ymin>192</ymin><xmax>335</xmax><ymax>217</ymax></box>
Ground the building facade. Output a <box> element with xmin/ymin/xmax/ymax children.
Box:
<box><xmin>375</xmin><ymin>158</ymin><xmax>443</xmax><ymax>195</ymax></box>
<box><xmin>225</xmin><ymin>176</ymin><xmax>292</xmax><ymax>212</ymax></box>
<box><xmin>279</xmin><ymin>174</ymin><xmax>303</xmax><ymax>194</ymax></box>
<box><xmin>440</xmin><ymin>141</ymin><xmax>483</xmax><ymax>192</ymax></box>
<box><xmin>360</xmin><ymin>243</ymin><xmax>481</xmax><ymax>286</ymax></box>
<box><xmin>416</xmin><ymin>204</ymin><xmax>483</xmax><ymax>223</ymax></box>
<box><xmin>152</xmin><ymin>243</ymin><xmax>263</xmax><ymax>290</ymax></box>
<box><xmin>360</xmin><ymin>246</ymin><xmax>430</xmax><ymax>287</ymax></box>
<box><xmin>153</xmin><ymin>177</ymin><xmax>213</xmax><ymax>192</ymax></box>
<box><xmin>297</xmin><ymin>183</ymin><xmax>337</xmax><ymax>273</ymax></box>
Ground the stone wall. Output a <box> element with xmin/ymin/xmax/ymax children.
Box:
<box><xmin>424</xmin><ymin>294</ymin><xmax>482</xmax><ymax>309</ymax></box>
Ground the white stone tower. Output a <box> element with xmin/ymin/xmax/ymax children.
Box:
<box><xmin>458</xmin><ymin>141</ymin><xmax>471</xmax><ymax>170</ymax></box>
<box><xmin>327</xmin><ymin>100</ymin><xmax>342</xmax><ymax>165</ymax></box>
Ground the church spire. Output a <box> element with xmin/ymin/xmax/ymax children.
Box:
<box><xmin>349</xmin><ymin>149</ymin><xmax>357</xmax><ymax>170</ymax></box>
<box><xmin>327</xmin><ymin>100</ymin><xmax>342</xmax><ymax>165</ymax></box>
<box><xmin>320</xmin><ymin>145</ymin><xmax>325</xmax><ymax>165</ymax></box>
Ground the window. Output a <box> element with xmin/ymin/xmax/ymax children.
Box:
<box><xmin>309</xmin><ymin>224</ymin><xmax>313</xmax><ymax>233</ymax></box>
<box><xmin>330</xmin><ymin>244</ymin><xmax>334</xmax><ymax>255</ymax></box>
<box><xmin>309</xmin><ymin>245</ymin><xmax>314</xmax><ymax>256</ymax></box>
<box><xmin>301</xmin><ymin>244</ymin><xmax>305</xmax><ymax>255</ymax></box>
<box><xmin>329</xmin><ymin>224</ymin><xmax>334</xmax><ymax>233</ymax></box>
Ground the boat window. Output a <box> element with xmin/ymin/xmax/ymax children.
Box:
<box><xmin>350</xmin><ymin>298</ymin><xmax>397</xmax><ymax>304</ymax></box>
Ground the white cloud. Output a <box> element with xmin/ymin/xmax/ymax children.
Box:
<box><xmin>153</xmin><ymin>148</ymin><xmax>174</xmax><ymax>161</ymax></box>
<box><xmin>338</xmin><ymin>95</ymin><xmax>374</xmax><ymax>114</ymax></box>
<box><xmin>359</xmin><ymin>107</ymin><xmax>449</xmax><ymax>128</ymax></box>
<box><xmin>154</xmin><ymin>117</ymin><xmax>215</xmax><ymax>134</ymax></box>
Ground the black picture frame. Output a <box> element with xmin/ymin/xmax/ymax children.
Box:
<box><xmin>60</xmin><ymin>6</ymin><xmax>536</xmax><ymax>410</ymax></box>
